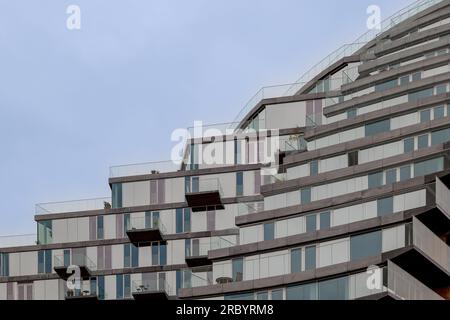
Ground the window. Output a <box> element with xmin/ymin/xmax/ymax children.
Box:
<box><xmin>368</xmin><ymin>171</ymin><xmax>383</xmax><ymax>188</ymax></box>
<box><xmin>301</xmin><ymin>188</ymin><xmax>311</xmax><ymax>204</ymax></box>
<box><xmin>38</xmin><ymin>250</ymin><xmax>52</xmax><ymax>274</ymax></box>
<box><xmin>347</xmin><ymin>108</ymin><xmax>357</xmax><ymax>119</ymax></box>
<box><xmin>305</xmin><ymin>246</ymin><xmax>316</xmax><ymax>270</ymax></box>
<box><xmin>112</xmin><ymin>183</ymin><xmax>122</xmax><ymax>208</ymax></box>
<box><xmin>291</xmin><ymin>248</ymin><xmax>302</xmax><ymax>273</ymax></box>
<box><xmin>431</xmin><ymin>128</ymin><xmax>450</xmax><ymax>145</ymax></box>
<box><xmin>436</xmin><ymin>84</ymin><xmax>447</xmax><ymax>95</ymax></box>
<box><xmin>348</xmin><ymin>151</ymin><xmax>358</xmax><ymax>167</ymax></box>
<box><xmin>116</xmin><ymin>274</ymin><xmax>124</xmax><ymax>299</ymax></box>
<box><xmin>63</xmin><ymin>249</ymin><xmax>70</xmax><ymax>266</ymax></box>
<box><xmin>403</xmin><ymin>137</ymin><xmax>414</xmax><ymax>153</ymax></box>
<box><xmin>310</xmin><ymin>160</ymin><xmax>318</xmax><ymax>176</ymax></box>
<box><xmin>271</xmin><ymin>289</ymin><xmax>284</xmax><ymax>300</ymax></box>
<box><xmin>365</xmin><ymin>119</ymin><xmax>390</xmax><ymax>137</ymax></box>
<box><xmin>124</xmin><ymin>243</ymin><xmax>139</xmax><ymax>268</ymax></box>
<box><xmin>37</xmin><ymin>220</ymin><xmax>52</xmax><ymax>245</ymax></box>
<box><xmin>151</xmin><ymin>242</ymin><xmax>167</xmax><ymax>266</ymax></box>
<box><xmin>236</xmin><ymin>172</ymin><xmax>244</xmax><ymax>196</ymax></box>
<box><xmin>176</xmin><ymin>208</ymin><xmax>191</xmax><ymax>233</ymax></box>
<box><xmin>409</xmin><ymin>88</ymin><xmax>433</xmax><ymax>102</ymax></box>
<box><xmin>286</xmin><ymin>283</ymin><xmax>317</xmax><ymax>300</ymax></box>
<box><xmin>225</xmin><ymin>292</ymin><xmax>254</xmax><ymax>300</ymax></box>
<box><xmin>124</xmin><ymin>214</ymin><xmax>130</xmax><ymax>234</ymax></box>
<box><xmin>320</xmin><ymin>212</ymin><xmax>331</xmax><ymax>230</ymax></box>
<box><xmin>377</xmin><ymin>197</ymin><xmax>393</xmax><ymax>217</ymax></box>
<box><xmin>145</xmin><ymin>211</ymin><xmax>160</xmax><ymax>229</ymax></box>
<box><xmin>97</xmin><ymin>216</ymin><xmax>104</xmax><ymax>240</ymax></box>
<box><xmin>264</xmin><ymin>222</ymin><xmax>275</xmax><ymax>241</ymax></box>
<box><xmin>257</xmin><ymin>291</ymin><xmax>268</xmax><ymax>300</ymax></box>
<box><xmin>420</xmin><ymin>109</ymin><xmax>431</xmax><ymax>123</ymax></box>
<box><xmin>97</xmin><ymin>276</ymin><xmax>105</xmax><ymax>300</ymax></box>
<box><xmin>306</xmin><ymin>215</ymin><xmax>316</xmax><ymax>232</ymax></box>
<box><xmin>385</xmin><ymin>169</ymin><xmax>397</xmax><ymax>185</ymax></box>
<box><xmin>400</xmin><ymin>75</ymin><xmax>410</xmax><ymax>86</ymax></box>
<box><xmin>434</xmin><ymin>105</ymin><xmax>445</xmax><ymax>119</ymax></box>
<box><xmin>375</xmin><ymin>79</ymin><xmax>397</xmax><ymax>92</ymax></box>
<box><xmin>17</xmin><ymin>283</ymin><xmax>33</xmax><ymax>300</ymax></box>
<box><xmin>0</xmin><ymin>253</ymin><xmax>9</xmax><ymax>276</ymax></box>
<box><xmin>318</xmin><ymin>277</ymin><xmax>349</xmax><ymax>300</ymax></box>
<box><xmin>232</xmin><ymin>258</ymin><xmax>243</xmax><ymax>282</ymax></box>
<box><xmin>412</xmin><ymin>72</ymin><xmax>421</xmax><ymax>82</ymax></box>
<box><xmin>418</xmin><ymin>134</ymin><xmax>429</xmax><ymax>149</ymax></box>
<box><xmin>414</xmin><ymin>157</ymin><xmax>444</xmax><ymax>177</ymax></box>
<box><xmin>400</xmin><ymin>165</ymin><xmax>411</xmax><ymax>181</ymax></box>
<box><xmin>350</xmin><ymin>231</ymin><xmax>382</xmax><ymax>261</ymax></box>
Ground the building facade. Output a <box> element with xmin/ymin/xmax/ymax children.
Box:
<box><xmin>0</xmin><ymin>0</ymin><xmax>449</xmax><ymax>300</ymax></box>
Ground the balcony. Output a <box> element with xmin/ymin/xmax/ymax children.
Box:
<box><xmin>65</xmin><ymin>289</ymin><xmax>99</xmax><ymax>301</ymax></box>
<box><xmin>54</xmin><ymin>254</ymin><xmax>96</xmax><ymax>281</ymax></box>
<box><xmin>391</xmin><ymin>217</ymin><xmax>450</xmax><ymax>288</ymax></box>
<box><xmin>185</xmin><ymin>237</ymin><xmax>236</xmax><ymax>268</ymax></box>
<box><xmin>185</xmin><ymin>178</ymin><xmax>224</xmax><ymax>212</ymax></box>
<box><xmin>109</xmin><ymin>160</ymin><xmax>182</xmax><ymax>179</ymax></box>
<box><xmin>35</xmin><ymin>197</ymin><xmax>111</xmax><ymax>215</ymax></box>
<box><xmin>0</xmin><ymin>234</ymin><xmax>36</xmax><ymax>248</ymax></box>
<box><xmin>126</xmin><ymin>216</ymin><xmax>167</xmax><ymax>245</ymax></box>
<box><xmin>132</xmin><ymin>278</ymin><xmax>171</xmax><ymax>300</ymax></box>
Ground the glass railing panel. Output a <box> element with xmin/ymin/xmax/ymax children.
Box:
<box><xmin>0</xmin><ymin>234</ymin><xmax>37</xmax><ymax>248</ymax></box>
<box><xmin>109</xmin><ymin>160</ymin><xmax>182</xmax><ymax>178</ymax></box>
<box><xmin>54</xmin><ymin>253</ymin><xmax>96</xmax><ymax>271</ymax></box>
<box><xmin>132</xmin><ymin>277</ymin><xmax>171</xmax><ymax>295</ymax></box>
<box><xmin>127</xmin><ymin>216</ymin><xmax>167</xmax><ymax>235</ymax></box>
<box><xmin>35</xmin><ymin>197</ymin><xmax>111</xmax><ymax>214</ymax></box>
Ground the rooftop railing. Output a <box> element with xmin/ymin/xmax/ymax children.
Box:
<box><xmin>0</xmin><ymin>234</ymin><xmax>36</xmax><ymax>248</ymax></box>
<box><xmin>109</xmin><ymin>160</ymin><xmax>182</xmax><ymax>178</ymax></box>
<box><xmin>230</xmin><ymin>0</ymin><xmax>443</xmax><ymax>127</ymax></box>
<box><xmin>35</xmin><ymin>197</ymin><xmax>111</xmax><ymax>215</ymax></box>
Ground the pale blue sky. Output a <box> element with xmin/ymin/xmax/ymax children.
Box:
<box><xmin>0</xmin><ymin>0</ymin><xmax>412</xmax><ymax>234</ymax></box>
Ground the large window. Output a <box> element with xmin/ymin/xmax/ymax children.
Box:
<box><xmin>301</xmin><ymin>188</ymin><xmax>311</xmax><ymax>204</ymax></box>
<box><xmin>38</xmin><ymin>250</ymin><xmax>52</xmax><ymax>274</ymax></box>
<box><xmin>375</xmin><ymin>79</ymin><xmax>397</xmax><ymax>92</ymax></box>
<box><xmin>409</xmin><ymin>88</ymin><xmax>433</xmax><ymax>102</ymax></box>
<box><xmin>145</xmin><ymin>211</ymin><xmax>160</xmax><ymax>229</ymax></box>
<box><xmin>151</xmin><ymin>242</ymin><xmax>167</xmax><ymax>266</ymax></box>
<box><xmin>37</xmin><ymin>220</ymin><xmax>52</xmax><ymax>245</ymax></box>
<box><xmin>403</xmin><ymin>137</ymin><xmax>414</xmax><ymax>153</ymax></box>
<box><xmin>286</xmin><ymin>283</ymin><xmax>317</xmax><ymax>300</ymax></box>
<box><xmin>365</xmin><ymin>119</ymin><xmax>390</xmax><ymax>137</ymax></box>
<box><xmin>400</xmin><ymin>165</ymin><xmax>411</xmax><ymax>181</ymax></box>
<box><xmin>305</xmin><ymin>246</ymin><xmax>316</xmax><ymax>270</ymax></box>
<box><xmin>350</xmin><ymin>231</ymin><xmax>382</xmax><ymax>261</ymax></box>
<box><xmin>306</xmin><ymin>215</ymin><xmax>316</xmax><ymax>232</ymax></box>
<box><xmin>116</xmin><ymin>274</ymin><xmax>131</xmax><ymax>299</ymax></box>
<box><xmin>232</xmin><ymin>258</ymin><xmax>243</xmax><ymax>282</ymax></box>
<box><xmin>264</xmin><ymin>222</ymin><xmax>275</xmax><ymax>241</ymax></box>
<box><xmin>318</xmin><ymin>277</ymin><xmax>349</xmax><ymax>300</ymax></box>
<box><xmin>124</xmin><ymin>244</ymin><xmax>139</xmax><ymax>268</ymax></box>
<box><xmin>112</xmin><ymin>183</ymin><xmax>122</xmax><ymax>208</ymax></box>
<box><xmin>377</xmin><ymin>197</ymin><xmax>393</xmax><ymax>217</ymax></box>
<box><xmin>386</xmin><ymin>168</ymin><xmax>397</xmax><ymax>184</ymax></box>
<box><xmin>97</xmin><ymin>276</ymin><xmax>105</xmax><ymax>300</ymax></box>
<box><xmin>320</xmin><ymin>212</ymin><xmax>331</xmax><ymax>230</ymax></box>
<box><xmin>236</xmin><ymin>172</ymin><xmax>244</xmax><ymax>196</ymax></box>
<box><xmin>0</xmin><ymin>253</ymin><xmax>9</xmax><ymax>276</ymax></box>
<box><xmin>176</xmin><ymin>208</ymin><xmax>191</xmax><ymax>233</ymax></box>
<box><xmin>414</xmin><ymin>157</ymin><xmax>444</xmax><ymax>177</ymax></box>
<box><xmin>290</xmin><ymin>248</ymin><xmax>301</xmax><ymax>273</ymax></box>
<box><xmin>368</xmin><ymin>171</ymin><xmax>383</xmax><ymax>188</ymax></box>
<box><xmin>431</xmin><ymin>127</ymin><xmax>450</xmax><ymax>145</ymax></box>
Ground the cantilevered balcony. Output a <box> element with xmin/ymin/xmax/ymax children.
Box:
<box><xmin>185</xmin><ymin>178</ymin><xmax>224</xmax><ymax>212</ymax></box>
<box><xmin>65</xmin><ymin>289</ymin><xmax>99</xmax><ymax>301</ymax></box>
<box><xmin>126</xmin><ymin>216</ymin><xmax>167</xmax><ymax>245</ymax></box>
<box><xmin>390</xmin><ymin>217</ymin><xmax>450</xmax><ymax>289</ymax></box>
<box><xmin>132</xmin><ymin>278</ymin><xmax>171</xmax><ymax>300</ymax></box>
<box><xmin>54</xmin><ymin>253</ymin><xmax>96</xmax><ymax>281</ymax></box>
<box><xmin>185</xmin><ymin>237</ymin><xmax>236</xmax><ymax>268</ymax></box>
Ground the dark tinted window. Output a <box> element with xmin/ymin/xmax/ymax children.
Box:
<box><xmin>350</xmin><ymin>231</ymin><xmax>382</xmax><ymax>261</ymax></box>
<box><xmin>365</xmin><ymin>119</ymin><xmax>390</xmax><ymax>137</ymax></box>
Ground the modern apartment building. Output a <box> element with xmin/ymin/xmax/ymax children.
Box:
<box><xmin>0</xmin><ymin>0</ymin><xmax>449</xmax><ymax>301</ymax></box>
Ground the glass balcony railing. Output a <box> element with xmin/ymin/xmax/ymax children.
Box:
<box><xmin>185</xmin><ymin>237</ymin><xmax>236</xmax><ymax>258</ymax></box>
<box><xmin>127</xmin><ymin>216</ymin><xmax>167</xmax><ymax>234</ymax></box>
<box><xmin>180</xmin><ymin>270</ymin><xmax>213</xmax><ymax>289</ymax></box>
<box><xmin>109</xmin><ymin>160</ymin><xmax>182</xmax><ymax>178</ymax></box>
<box><xmin>187</xmin><ymin>178</ymin><xmax>224</xmax><ymax>196</ymax></box>
<box><xmin>0</xmin><ymin>234</ymin><xmax>37</xmax><ymax>248</ymax></box>
<box><xmin>35</xmin><ymin>197</ymin><xmax>111</xmax><ymax>214</ymax></box>
<box><xmin>54</xmin><ymin>253</ymin><xmax>96</xmax><ymax>271</ymax></box>
<box><xmin>132</xmin><ymin>278</ymin><xmax>171</xmax><ymax>297</ymax></box>
<box><xmin>236</xmin><ymin>201</ymin><xmax>264</xmax><ymax>216</ymax></box>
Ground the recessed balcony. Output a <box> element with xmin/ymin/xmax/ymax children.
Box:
<box><xmin>126</xmin><ymin>216</ymin><xmax>167</xmax><ymax>245</ymax></box>
<box><xmin>132</xmin><ymin>279</ymin><xmax>171</xmax><ymax>300</ymax></box>
<box><xmin>54</xmin><ymin>254</ymin><xmax>96</xmax><ymax>281</ymax></box>
<box><xmin>185</xmin><ymin>178</ymin><xmax>224</xmax><ymax>212</ymax></box>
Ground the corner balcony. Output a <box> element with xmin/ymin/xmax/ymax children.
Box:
<box><xmin>132</xmin><ymin>278</ymin><xmax>171</xmax><ymax>300</ymax></box>
<box><xmin>54</xmin><ymin>253</ymin><xmax>96</xmax><ymax>281</ymax></box>
<box><xmin>185</xmin><ymin>237</ymin><xmax>236</xmax><ymax>268</ymax></box>
<box><xmin>126</xmin><ymin>216</ymin><xmax>167</xmax><ymax>245</ymax></box>
<box><xmin>185</xmin><ymin>178</ymin><xmax>224</xmax><ymax>212</ymax></box>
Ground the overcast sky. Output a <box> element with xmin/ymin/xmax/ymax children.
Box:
<box><xmin>0</xmin><ymin>0</ymin><xmax>413</xmax><ymax>235</ymax></box>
